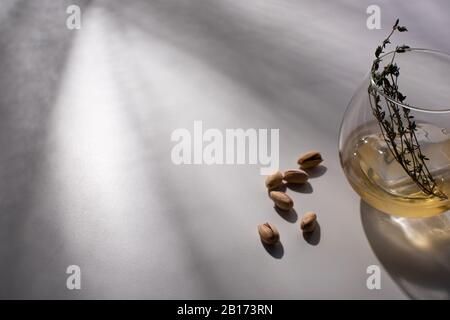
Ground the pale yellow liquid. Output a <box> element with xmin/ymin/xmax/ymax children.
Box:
<box><xmin>341</xmin><ymin>122</ymin><xmax>450</xmax><ymax>217</ymax></box>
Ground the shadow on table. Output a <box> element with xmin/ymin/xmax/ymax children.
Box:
<box><xmin>303</xmin><ymin>222</ymin><xmax>321</xmax><ymax>246</ymax></box>
<box><xmin>274</xmin><ymin>206</ymin><xmax>298</xmax><ymax>223</ymax></box>
<box><xmin>261</xmin><ymin>240</ymin><xmax>284</xmax><ymax>259</ymax></box>
<box><xmin>360</xmin><ymin>200</ymin><xmax>450</xmax><ymax>299</ymax></box>
<box><xmin>286</xmin><ymin>182</ymin><xmax>313</xmax><ymax>194</ymax></box>
<box><xmin>304</xmin><ymin>165</ymin><xmax>328</xmax><ymax>179</ymax></box>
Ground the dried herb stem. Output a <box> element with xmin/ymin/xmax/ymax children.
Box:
<box><xmin>368</xmin><ymin>19</ymin><xmax>447</xmax><ymax>199</ymax></box>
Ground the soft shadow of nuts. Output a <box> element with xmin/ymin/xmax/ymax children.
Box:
<box><xmin>304</xmin><ymin>165</ymin><xmax>327</xmax><ymax>178</ymax></box>
<box><xmin>274</xmin><ymin>206</ymin><xmax>298</xmax><ymax>223</ymax></box>
<box><xmin>268</xmin><ymin>183</ymin><xmax>287</xmax><ymax>193</ymax></box>
<box><xmin>261</xmin><ymin>240</ymin><xmax>284</xmax><ymax>259</ymax></box>
<box><xmin>302</xmin><ymin>222</ymin><xmax>321</xmax><ymax>246</ymax></box>
<box><xmin>286</xmin><ymin>182</ymin><xmax>313</xmax><ymax>194</ymax></box>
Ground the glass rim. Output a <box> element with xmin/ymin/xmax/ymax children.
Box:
<box><xmin>369</xmin><ymin>48</ymin><xmax>450</xmax><ymax>114</ymax></box>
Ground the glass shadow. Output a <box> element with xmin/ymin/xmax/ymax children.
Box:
<box><xmin>361</xmin><ymin>200</ymin><xmax>450</xmax><ymax>299</ymax></box>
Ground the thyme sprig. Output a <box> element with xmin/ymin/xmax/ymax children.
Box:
<box><xmin>368</xmin><ymin>19</ymin><xmax>447</xmax><ymax>199</ymax></box>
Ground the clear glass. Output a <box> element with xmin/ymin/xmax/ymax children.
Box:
<box><xmin>339</xmin><ymin>49</ymin><xmax>450</xmax><ymax>217</ymax></box>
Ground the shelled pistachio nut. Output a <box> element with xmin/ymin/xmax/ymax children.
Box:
<box><xmin>300</xmin><ymin>211</ymin><xmax>317</xmax><ymax>233</ymax></box>
<box><xmin>265</xmin><ymin>171</ymin><xmax>284</xmax><ymax>190</ymax></box>
<box><xmin>283</xmin><ymin>169</ymin><xmax>309</xmax><ymax>184</ymax></box>
<box><xmin>269</xmin><ymin>191</ymin><xmax>294</xmax><ymax>211</ymax></box>
<box><xmin>258</xmin><ymin>222</ymin><xmax>280</xmax><ymax>245</ymax></box>
<box><xmin>298</xmin><ymin>150</ymin><xmax>323</xmax><ymax>169</ymax></box>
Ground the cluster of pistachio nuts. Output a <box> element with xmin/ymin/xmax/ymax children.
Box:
<box><xmin>258</xmin><ymin>151</ymin><xmax>323</xmax><ymax>245</ymax></box>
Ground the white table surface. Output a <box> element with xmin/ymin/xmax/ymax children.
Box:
<box><xmin>1</xmin><ymin>0</ymin><xmax>450</xmax><ymax>299</ymax></box>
